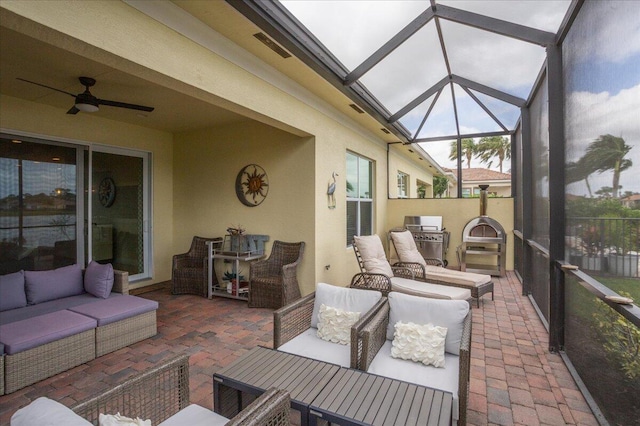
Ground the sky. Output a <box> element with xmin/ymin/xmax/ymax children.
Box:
<box><xmin>282</xmin><ymin>0</ymin><xmax>639</xmax><ymax>188</ymax></box>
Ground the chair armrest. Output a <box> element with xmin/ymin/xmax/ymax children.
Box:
<box><xmin>273</xmin><ymin>293</ymin><xmax>315</xmax><ymax>348</ymax></box>
<box><xmin>226</xmin><ymin>387</ymin><xmax>290</xmax><ymax>426</ymax></box>
<box><xmin>172</xmin><ymin>253</ymin><xmax>191</xmax><ymax>270</ymax></box>
<box><xmin>351</xmin><ymin>297</ymin><xmax>387</xmax><ymax>369</ymax></box>
<box><xmin>393</xmin><ymin>262</ymin><xmax>426</xmax><ymax>279</ymax></box>
<box><xmin>72</xmin><ymin>355</ymin><xmax>190</xmax><ymax>424</ymax></box>
<box><xmin>423</xmin><ymin>258</ymin><xmax>445</xmax><ymax>267</ymax></box>
<box><xmin>112</xmin><ymin>269</ymin><xmax>129</xmax><ymax>295</ymax></box>
<box><xmin>356</xmin><ymin>301</ymin><xmax>390</xmax><ymax>371</ymax></box>
<box><xmin>458</xmin><ymin>312</ymin><xmax>472</xmax><ymax>426</ymax></box>
<box><xmin>391</xmin><ymin>265</ymin><xmax>415</xmax><ymax>279</ymax></box>
<box><xmin>350</xmin><ymin>273</ymin><xmax>392</xmax><ymax>296</ymax></box>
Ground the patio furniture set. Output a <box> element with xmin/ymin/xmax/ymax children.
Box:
<box><xmin>0</xmin><ymin>262</ymin><xmax>158</xmax><ymax>395</ymax></box>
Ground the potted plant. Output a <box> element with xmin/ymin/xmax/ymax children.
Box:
<box><xmin>223</xmin><ymin>269</ymin><xmax>246</xmax><ymax>295</ymax></box>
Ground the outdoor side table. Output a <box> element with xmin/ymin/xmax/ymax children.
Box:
<box><xmin>308</xmin><ymin>368</ymin><xmax>453</xmax><ymax>426</ymax></box>
<box><xmin>213</xmin><ymin>346</ymin><xmax>341</xmax><ymax>426</ymax></box>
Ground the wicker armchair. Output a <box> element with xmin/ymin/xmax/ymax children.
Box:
<box><xmin>72</xmin><ymin>354</ymin><xmax>290</xmax><ymax>426</ymax></box>
<box><xmin>172</xmin><ymin>236</ymin><xmax>222</xmax><ymax>297</ymax></box>
<box><xmin>249</xmin><ymin>241</ymin><xmax>305</xmax><ymax>309</ymax></box>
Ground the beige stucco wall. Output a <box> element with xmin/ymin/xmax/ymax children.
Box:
<box><xmin>0</xmin><ymin>94</ymin><xmax>174</xmax><ymax>289</ymax></box>
<box><xmin>386</xmin><ymin>197</ymin><xmax>515</xmax><ymax>270</ymax></box>
<box><xmin>388</xmin><ymin>145</ymin><xmax>436</xmax><ymax>199</ymax></box>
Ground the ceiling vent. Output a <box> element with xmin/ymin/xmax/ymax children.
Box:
<box><xmin>380</xmin><ymin>128</ymin><xmax>391</xmax><ymax>134</ymax></box>
<box><xmin>253</xmin><ymin>33</ymin><xmax>291</xmax><ymax>58</ymax></box>
<box><xmin>349</xmin><ymin>103</ymin><xmax>365</xmax><ymax>114</ymax></box>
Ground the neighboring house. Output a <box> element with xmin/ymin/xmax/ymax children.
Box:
<box><xmin>459</xmin><ymin>168</ymin><xmax>512</xmax><ymax>198</ymax></box>
<box><xmin>621</xmin><ymin>194</ymin><xmax>640</xmax><ymax>209</ymax></box>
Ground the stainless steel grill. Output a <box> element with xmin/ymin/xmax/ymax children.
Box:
<box><xmin>403</xmin><ymin>216</ymin><xmax>450</xmax><ymax>265</ymax></box>
<box><xmin>458</xmin><ymin>185</ymin><xmax>507</xmax><ymax>276</ymax></box>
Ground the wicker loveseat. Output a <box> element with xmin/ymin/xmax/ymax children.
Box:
<box><xmin>11</xmin><ymin>355</ymin><xmax>291</xmax><ymax>426</ymax></box>
<box><xmin>0</xmin><ymin>264</ymin><xmax>157</xmax><ymax>394</ymax></box>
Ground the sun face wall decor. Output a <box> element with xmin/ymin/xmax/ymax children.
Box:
<box><xmin>98</xmin><ymin>177</ymin><xmax>116</xmax><ymax>207</ymax></box>
<box><xmin>235</xmin><ymin>164</ymin><xmax>269</xmax><ymax>207</ymax></box>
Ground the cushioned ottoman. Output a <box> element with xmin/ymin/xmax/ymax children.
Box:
<box><xmin>69</xmin><ymin>295</ymin><xmax>158</xmax><ymax>356</ymax></box>
<box><xmin>0</xmin><ymin>310</ymin><xmax>97</xmax><ymax>393</ymax></box>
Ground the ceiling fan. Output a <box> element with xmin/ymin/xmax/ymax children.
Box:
<box><xmin>16</xmin><ymin>76</ymin><xmax>155</xmax><ymax>115</ymax></box>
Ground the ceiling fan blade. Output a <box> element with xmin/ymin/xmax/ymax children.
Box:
<box><xmin>67</xmin><ymin>106</ymin><xmax>80</xmax><ymax>115</ymax></box>
<box><xmin>16</xmin><ymin>78</ymin><xmax>76</xmax><ymax>97</ymax></box>
<box><xmin>98</xmin><ymin>99</ymin><xmax>154</xmax><ymax>112</ymax></box>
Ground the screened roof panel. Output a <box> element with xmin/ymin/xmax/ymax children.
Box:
<box><xmin>280</xmin><ymin>1</ymin><xmax>429</xmax><ymax>70</ymax></box>
<box><xmin>438</xmin><ymin>0</ymin><xmax>571</xmax><ymax>33</ymax></box>
<box><xmin>440</xmin><ymin>20</ymin><xmax>547</xmax><ymax>98</ymax></box>
<box><xmin>453</xmin><ymin>86</ymin><xmax>507</xmax><ymax>134</ymax></box>
<box><xmin>415</xmin><ymin>88</ymin><xmax>458</xmax><ymax>139</ymax></box>
<box><xmin>359</xmin><ymin>23</ymin><xmax>448</xmax><ymax>113</ymax></box>
<box><xmin>469</xmin><ymin>90</ymin><xmax>521</xmax><ymax>129</ymax></box>
<box><xmin>397</xmin><ymin>92</ymin><xmax>439</xmax><ymax>138</ymax></box>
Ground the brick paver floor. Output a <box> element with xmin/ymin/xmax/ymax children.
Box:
<box><xmin>0</xmin><ymin>272</ymin><xmax>599</xmax><ymax>425</ymax></box>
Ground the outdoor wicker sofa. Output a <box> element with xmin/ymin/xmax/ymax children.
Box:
<box><xmin>357</xmin><ymin>292</ymin><xmax>472</xmax><ymax>426</ymax></box>
<box><xmin>11</xmin><ymin>354</ymin><xmax>291</xmax><ymax>426</ymax></box>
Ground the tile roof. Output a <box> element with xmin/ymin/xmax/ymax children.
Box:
<box><xmin>460</xmin><ymin>167</ymin><xmax>512</xmax><ymax>181</ymax></box>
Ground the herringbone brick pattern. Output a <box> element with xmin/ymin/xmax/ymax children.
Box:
<box><xmin>0</xmin><ymin>273</ymin><xmax>599</xmax><ymax>425</ymax></box>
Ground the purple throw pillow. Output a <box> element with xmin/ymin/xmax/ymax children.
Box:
<box><xmin>24</xmin><ymin>264</ymin><xmax>84</xmax><ymax>304</ymax></box>
<box><xmin>84</xmin><ymin>261</ymin><xmax>114</xmax><ymax>299</ymax></box>
<box><xmin>0</xmin><ymin>270</ymin><xmax>27</xmax><ymax>311</ymax></box>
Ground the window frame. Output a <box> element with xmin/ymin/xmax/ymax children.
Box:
<box><xmin>397</xmin><ymin>171</ymin><xmax>409</xmax><ymax>198</ymax></box>
<box><xmin>346</xmin><ymin>151</ymin><xmax>374</xmax><ymax>247</ymax></box>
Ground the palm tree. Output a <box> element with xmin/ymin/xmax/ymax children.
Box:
<box><xmin>476</xmin><ymin>136</ymin><xmax>511</xmax><ymax>173</ymax></box>
<box><xmin>449</xmin><ymin>138</ymin><xmax>477</xmax><ymax>169</ymax></box>
<box><xmin>566</xmin><ymin>158</ymin><xmax>595</xmax><ymax>197</ymax></box>
<box><xmin>582</xmin><ymin>134</ymin><xmax>632</xmax><ymax>198</ymax></box>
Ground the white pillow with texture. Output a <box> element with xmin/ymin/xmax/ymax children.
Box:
<box><xmin>99</xmin><ymin>413</ymin><xmax>151</xmax><ymax>426</ymax></box>
<box><xmin>316</xmin><ymin>304</ymin><xmax>361</xmax><ymax>345</ymax></box>
<box><xmin>387</xmin><ymin>292</ymin><xmax>469</xmax><ymax>355</ymax></box>
<box><xmin>391</xmin><ymin>321</ymin><xmax>447</xmax><ymax>368</ymax></box>
<box><xmin>311</xmin><ymin>282</ymin><xmax>382</xmax><ymax>328</ymax></box>
<box><xmin>11</xmin><ymin>397</ymin><xmax>92</xmax><ymax>426</ymax></box>
<box><xmin>354</xmin><ymin>235</ymin><xmax>394</xmax><ymax>277</ymax></box>
<box><xmin>390</xmin><ymin>231</ymin><xmax>427</xmax><ymax>268</ymax></box>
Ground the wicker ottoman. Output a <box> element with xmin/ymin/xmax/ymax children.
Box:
<box><xmin>69</xmin><ymin>295</ymin><xmax>158</xmax><ymax>356</ymax></box>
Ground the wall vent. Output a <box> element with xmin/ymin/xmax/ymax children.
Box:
<box><xmin>253</xmin><ymin>33</ymin><xmax>291</xmax><ymax>58</ymax></box>
<box><xmin>380</xmin><ymin>128</ymin><xmax>391</xmax><ymax>134</ymax></box>
<box><xmin>349</xmin><ymin>103</ymin><xmax>365</xmax><ymax>114</ymax></box>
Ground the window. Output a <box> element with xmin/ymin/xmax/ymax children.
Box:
<box><xmin>397</xmin><ymin>171</ymin><xmax>408</xmax><ymax>198</ymax></box>
<box><xmin>346</xmin><ymin>152</ymin><xmax>373</xmax><ymax>246</ymax></box>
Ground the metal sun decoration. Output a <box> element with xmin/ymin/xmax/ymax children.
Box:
<box><xmin>235</xmin><ymin>164</ymin><xmax>269</xmax><ymax>207</ymax></box>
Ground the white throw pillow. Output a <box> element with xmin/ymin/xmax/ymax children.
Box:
<box><xmin>99</xmin><ymin>413</ymin><xmax>151</xmax><ymax>426</ymax></box>
<box><xmin>310</xmin><ymin>282</ymin><xmax>382</xmax><ymax>328</ymax></box>
<box><xmin>316</xmin><ymin>304</ymin><xmax>361</xmax><ymax>345</ymax></box>
<box><xmin>353</xmin><ymin>235</ymin><xmax>394</xmax><ymax>277</ymax></box>
<box><xmin>387</xmin><ymin>292</ymin><xmax>470</xmax><ymax>355</ymax></box>
<box><xmin>391</xmin><ymin>321</ymin><xmax>447</xmax><ymax>368</ymax></box>
<box><xmin>390</xmin><ymin>231</ymin><xmax>427</xmax><ymax>268</ymax></box>
<box><xmin>11</xmin><ymin>397</ymin><xmax>92</xmax><ymax>426</ymax></box>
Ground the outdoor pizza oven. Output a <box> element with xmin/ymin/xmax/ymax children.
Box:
<box><xmin>459</xmin><ymin>185</ymin><xmax>507</xmax><ymax>276</ymax></box>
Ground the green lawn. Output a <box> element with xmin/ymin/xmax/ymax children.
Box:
<box><xmin>597</xmin><ymin>276</ymin><xmax>640</xmax><ymax>300</ymax></box>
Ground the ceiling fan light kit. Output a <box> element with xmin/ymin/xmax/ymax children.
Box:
<box><xmin>16</xmin><ymin>76</ymin><xmax>154</xmax><ymax>115</ymax></box>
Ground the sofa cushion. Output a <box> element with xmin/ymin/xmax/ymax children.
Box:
<box><xmin>310</xmin><ymin>282</ymin><xmax>381</xmax><ymax>329</ymax></box>
<box><xmin>0</xmin><ymin>270</ymin><xmax>26</xmax><ymax>311</ymax></box>
<box><xmin>353</xmin><ymin>235</ymin><xmax>394</xmax><ymax>277</ymax></box>
<box><xmin>11</xmin><ymin>397</ymin><xmax>92</xmax><ymax>426</ymax></box>
<box><xmin>0</xmin><ymin>310</ymin><xmax>96</xmax><ymax>354</ymax></box>
<box><xmin>68</xmin><ymin>295</ymin><xmax>158</xmax><ymax>326</ymax></box>
<box><xmin>158</xmin><ymin>404</ymin><xmax>227</xmax><ymax>426</ymax></box>
<box><xmin>0</xmin><ymin>293</ymin><xmax>122</xmax><ymax>326</ymax></box>
<box><xmin>390</xmin><ymin>277</ymin><xmax>471</xmax><ymax>301</ymax></box>
<box><xmin>278</xmin><ymin>328</ymin><xmax>352</xmax><ymax>367</ymax></box>
<box><xmin>424</xmin><ymin>265</ymin><xmax>492</xmax><ymax>287</ymax></box>
<box><xmin>390</xmin><ymin>230</ymin><xmax>427</xmax><ymax>268</ymax></box>
<box><xmin>24</xmin><ymin>264</ymin><xmax>84</xmax><ymax>304</ymax></box>
<box><xmin>387</xmin><ymin>292</ymin><xmax>470</xmax><ymax>355</ymax></box>
<box><xmin>84</xmin><ymin>261</ymin><xmax>114</xmax><ymax>298</ymax></box>
<box><xmin>368</xmin><ymin>340</ymin><xmax>461</xmax><ymax>421</ymax></box>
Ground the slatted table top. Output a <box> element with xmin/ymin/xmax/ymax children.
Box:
<box><xmin>309</xmin><ymin>368</ymin><xmax>453</xmax><ymax>426</ymax></box>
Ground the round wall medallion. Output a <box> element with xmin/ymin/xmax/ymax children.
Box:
<box><xmin>235</xmin><ymin>164</ymin><xmax>269</xmax><ymax>207</ymax></box>
<box><xmin>98</xmin><ymin>177</ymin><xmax>116</xmax><ymax>207</ymax></box>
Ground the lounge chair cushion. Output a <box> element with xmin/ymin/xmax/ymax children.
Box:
<box><xmin>158</xmin><ymin>404</ymin><xmax>227</xmax><ymax>426</ymax></box>
<box><xmin>353</xmin><ymin>235</ymin><xmax>394</xmax><ymax>277</ymax></box>
<box><xmin>368</xmin><ymin>341</ymin><xmax>461</xmax><ymax>422</ymax></box>
<box><xmin>310</xmin><ymin>282</ymin><xmax>381</xmax><ymax>328</ymax></box>
<box><xmin>277</xmin><ymin>328</ymin><xmax>352</xmax><ymax>367</ymax></box>
<box><xmin>387</xmin><ymin>292</ymin><xmax>470</xmax><ymax>355</ymax></box>
<box><xmin>424</xmin><ymin>265</ymin><xmax>491</xmax><ymax>287</ymax></box>
<box><xmin>390</xmin><ymin>230</ymin><xmax>427</xmax><ymax>267</ymax></box>
<box><xmin>390</xmin><ymin>277</ymin><xmax>471</xmax><ymax>302</ymax></box>
<box><xmin>0</xmin><ymin>310</ymin><xmax>96</xmax><ymax>354</ymax></box>
<box><xmin>11</xmin><ymin>397</ymin><xmax>92</xmax><ymax>426</ymax></box>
